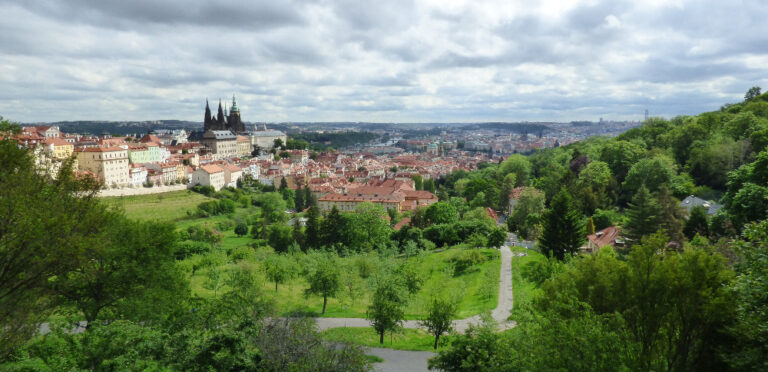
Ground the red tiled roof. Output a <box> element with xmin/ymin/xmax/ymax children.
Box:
<box><xmin>198</xmin><ymin>164</ymin><xmax>223</xmax><ymax>174</ymax></box>
<box><xmin>587</xmin><ymin>226</ymin><xmax>622</xmax><ymax>248</ymax></box>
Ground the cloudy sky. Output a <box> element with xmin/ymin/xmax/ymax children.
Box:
<box><xmin>1</xmin><ymin>0</ymin><xmax>767</xmax><ymax>123</ymax></box>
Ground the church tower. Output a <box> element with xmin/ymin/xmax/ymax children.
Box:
<box><xmin>216</xmin><ymin>100</ymin><xmax>226</xmax><ymax>130</ymax></box>
<box><xmin>228</xmin><ymin>94</ymin><xmax>244</xmax><ymax>132</ymax></box>
<box><xmin>204</xmin><ymin>99</ymin><xmax>213</xmax><ymax>131</ymax></box>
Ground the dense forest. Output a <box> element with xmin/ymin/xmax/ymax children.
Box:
<box><xmin>1</xmin><ymin>88</ymin><xmax>768</xmax><ymax>371</ymax></box>
<box><xmin>428</xmin><ymin>88</ymin><xmax>768</xmax><ymax>371</ymax></box>
<box><xmin>286</xmin><ymin>131</ymin><xmax>381</xmax><ymax>150</ymax></box>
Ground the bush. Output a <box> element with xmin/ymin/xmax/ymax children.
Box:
<box><xmin>234</xmin><ymin>222</ymin><xmax>249</xmax><ymax>236</ymax></box>
<box><xmin>450</xmin><ymin>249</ymin><xmax>486</xmax><ymax>275</ymax></box>
<box><xmin>229</xmin><ymin>246</ymin><xmax>255</xmax><ymax>262</ymax></box>
<box><xmin>174</xmin><ymin>241</ymin><xmax>211</xmax><ymax>260</ymax></box>
<box><xmin>215</xmin><ymin>220</ymin><xmax>235</xmax><ymax>232</ymax></box>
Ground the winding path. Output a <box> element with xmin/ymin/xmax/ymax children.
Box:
<box><xmin>315</xmin><ymin>244</ymin><xmax>516</xmax><ymax>333</ymax></box>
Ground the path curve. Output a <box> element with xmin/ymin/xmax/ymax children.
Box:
<box><xmin>315</xmin><ymin>244</ymin><xmax>516</xmax><ymax>333</ymax></box>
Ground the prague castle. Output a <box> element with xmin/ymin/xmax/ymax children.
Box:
<box><xmin>204</xmin><ymin>95</ymin><xmax>245</xmax><ymax>133</ymax></box>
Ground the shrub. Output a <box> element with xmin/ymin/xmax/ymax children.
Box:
<box><xmin>450</xmin><ymin>249</ymin><xmax>486</xmax><ymax>275</ymax></box>
<box><xmin>234</xmin><ymin>222</ymin><xmax>249</xmax><ymax>236</ymax></box>
<box><xmin>174</xmin><ymin>241</ymin><xmax>211</xmax><ymax>260</ymax></box>
<box><xmin>229</xmin><ymin>246</ymin><xmax>255</xmax><ymax>262</ymax></box>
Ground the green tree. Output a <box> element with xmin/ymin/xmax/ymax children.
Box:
<box><xmin>0</xmin><ymin>130</ymin><xmax>106</xmax><ymax>355</ymax></box>
<box><xmin>304</xmin><ymin>256</ymin><xmax>341</xmax><ymax>314</ymax></box>
<box><xmin>50</xmin><ymin>217</ymin><xmax>185</xmax><ymax>327</ymax></box>
<box><xmin>624</xmin><ymin>185</ymin><xmax>661</xmax><ymax>245</ymax></box>
<box><xmin>257</xmin><ymin>192</ymin><xmax>287</xmax><ymax>223</ymax></box>
<box><xmin>412</xmin><ymin>174</ymin><xmax>423</xmax><ymax>190</ymax></box>
<box><xmin>305</xmin><ymin>206</ymin><xmax>321</xmax><ymax>249</ymax></box>
<box><xmin>499</xmin><ymin>154</ymin><xmax>531</xmax><ymax>186</ymax></box>
<box><xmin>264</xmin><ymin>255</ymin><xmax>294</xmax><ymax>292</ymax></box>
<box><xmin>295</xmin><ymin>183</ymin><xmax>305</xmax><ymax>211</ymax></box>
<box><xmin>586</xmin><ymin>217</ymin><xmax>596</xmax><ymax>235</ymax></box>
<box><xmin>745</xmin><ymin>86</ymin><xmax>761</xmax><ymax>101</ymax></box>
<box><xmin>728</xmin><ymin>220</ymin><xmax>768</xmax><ymax>370</ymax></box>
<box><xmin>367</xmin><ymin>279</ymin><xmax>407</xmax><ymax>344</ymax></box>
<box><xmin>622</xmin><ymin>156</ymin><xmax>676</xmax><ymax>199</ymax></box>
<box><xmin>599</xmin><ymin>140</ymin><xmax>646</xmax><ymax>182</ymax></box>
<box><xmin>292</xmin><ymin>217</ymin><xmax>305</xmax><ymax>249</ymax></box>
<box><xmin>683</xmin><ymin>205</ymin><xmax>709</xmax><ymax>240</ymax></box>
<box><xmin>426</xmin><ymin>202</ymin><xmax>459</xmax><ymax>225</ymax></box>
<box><xmin>655</xmin><ymin>185</ymin><xmax>686</xmax><ymax>244</ymax></box>
<box><xmin>321</xmin><ymin>206</ymin><xmax>344</xmax><ymax>247</ymax></box>
<box><xmin>539</xmin><ymin>189</ymin><xmax>583</xmax><ymax>260</ymax></box>
<box><xmin>421</xmin><ymin>297</ymin><xmax>457</xmax><ymax>349</ymax></box>
<box><xmin>267</xmin><ymin>224</ymin><xmax>293</xmax><ymax>253</ymax></box>
<box><xmin>506</xmin><ymin>187</ymin><xmax>545</xmax><ymax>240</ymax></box>
<box><xmin>487</xmin><ymin>228</ymin><xmax>507</xmax><ymax>248</ymax></box>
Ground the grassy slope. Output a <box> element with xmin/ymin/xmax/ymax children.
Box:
<box><xmin>189</xmin><ymin>248</ymin><xmax>500</xmax><ymax>320</ymax></box>
<box><xmin>103</xmin><ymin>190</ymin><xmax>211</xmax><ymax>221</ymax></box>
<box><xmin>320</xmin><ymin>327</ymin><xmax>452</xmax><ymax>351</ymax></box>
<box><xmin>509</xmin><ymin>246</ymin><xmax>545</xmax><ymax>318</ymax></box>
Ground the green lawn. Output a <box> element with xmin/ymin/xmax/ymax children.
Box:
<box><xmin>104</xmin><ymin>190</ymin><xmax>211</xmax><ymax>221</ymax></box>
<box><xmin>320</xmin><ymin>327</ymin><xmax>451</xmax><ymax>351</ymax></box>
<box><xmin>188</xmin><ymin>248</ymin><xmax>500</xmax><ymax>320</ymax></box>
<box><xmin>510</xmin><ymin>246</ymin><xmax>545</xmax><ymax>318</ymax></box>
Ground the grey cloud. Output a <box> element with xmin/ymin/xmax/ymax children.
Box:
<box><xmin>3</xmin><ymin>0</ymin><xmax>306</xmax><ymax>31</ymax></box>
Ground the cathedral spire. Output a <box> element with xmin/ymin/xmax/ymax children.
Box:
<box><xmin>216</xmin><ymin>99</ymin><xmax>225</xmax><ymax>127</ymax></box>
<box><xmin>204</xmin><ymin>99</ymin><xmax>212</xmax><ymax>130</ymax></box>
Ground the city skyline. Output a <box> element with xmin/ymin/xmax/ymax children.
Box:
<box><xmin>1</xmin><ymin>0</ymin><xmax>767</xmax><ymax>123</ymax></box>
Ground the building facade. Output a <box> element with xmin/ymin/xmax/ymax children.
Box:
<box><xmin>75</xmin><ymin>147</ymin><xmax>130</xmax><ymax>187</ymax></box>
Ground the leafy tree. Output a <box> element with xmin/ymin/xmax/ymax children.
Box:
<box><xmin>487</xmin><ymin>228</ymin><xmax>507</xmax><ymax>248</ymax></box>
<box><xmin>745</xmin><ymin>86</ymin><xmax>761</xmax><ymax>101</ymax></box>
<box><xmin>599</xmin><ymin>140</ymin><xmax>645</xmax><ymax>182</ymax></box>
<box><xmin>412</xmin><ymin>174</ymin><xmax>423</xmax><ymax>190</ymax></box>
<box><xmin>683</xmin><ymin>205</ymin><xmax>709</xmax><ymax>240</ymax></box>
<box><xmin>294</xmin><ymin>183</ymin><xmax>305</xmax><ymax>211</ymax></box>
<box><xmin>425</xmin><ymin>202</ymin><xmax>459</xmax><ymax>225</ymax></box>
<box><xmin>539</xmin><ymin>189</ymin><xmax>583</xmax><ymax>260</ymax></box>
<box><xmin>279</xmin><ymin>177</ymin><xmax>288</xmax><ymax>190</ymax></box>
<box><xmin>728</xmin><ymin>220</ymin><xmax>768</xmax><ymax>370</ymax></box>
<box><xmin>49</xmin><ymin>216</ymin><xmax>185</xmax><ymax>327</ymax></box>
<box><xmin>348</xmin><ymin>203</ymin><xmax>392</xmax><ymax>251</ymax></box>
<box><xmin>624</xmin><ymin>185</ymin><xmax>661</xmax><ymax>245</ymax></box>
<box><xmin>291</xmin><ymin>217</ymin><xmax>304</xmax><ymax>249</ymax></box>
<box><xmin>203</xmin><ymin>267</ymin><xmax>223</xmax><ymax>297</ymax></box>
<box><xmin>421</xmin><ymin>297</ymin><xmax>457</xmax><ymax>349</ymax></box>
<box><xmin>655</xmin><ymin>185</ymin><xmax>686</xmax><ymax>244</ymax></box>
<box><xmin>304</xmin><ymin>186</ymin><xmax>317</xmax><ymax>208</ymax></box>
<box><xmin>257</xmin><ymin>192</ymin><xmax>287</xmax><ymax>223</ymax></box>
<box><xmin>304</xmin><ymin>255</ymin><xmax>341</xmax><ymax>314</ymax></box>
<box><xmin>367</xmin><ymin>279</ymin><xmax>407</xmax><ymax>344</ymax></box>
<box><xmin>622</xmin><ymin>156</ymin><xmax>676</xmax><ymax>199</ymax></box>
<box><xmin>321</xmin><ymin>206</ymin><xmax>344</xmax><ymax>247</ymax></box>
<box><xmin>498</xmin><ymin>154</ymin><xmax>531</xmax><ymax>186</ymax></box>
<box><xmin>424</xmin><ymin>179</ymin><xmax>436</xmax><ymax>193</ymax></box>
<box><xmin>267</xmin><ymin>224</ymin><xmax>293</xmax><ymax>253</ymax></box>
<box><xmin>506</xmin><ymin>187</ymin><xmax>545</xmax><ymax>240</ymax></box>
<box><xmin>264</xmin><ymin>255</ymin><xmax>294</xmax><ymax>292</ymax></box>
<box><xmin>305</xmin><ymin>206</ymin><xmax>321</xmax><ymax>249</ymax></box>
<box><xmin>273</xmin><ymin>138</ymin><xmax>284</xmax><ymax>149</ymax></box>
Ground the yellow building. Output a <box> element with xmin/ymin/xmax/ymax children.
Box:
<box><xmin>75</xmin><ymin>146</ymin><xmax>130</xmax><ymax>187</ymax></box>
<box><xmin>236</xmin><ymin>135</ymin><xmax>252</xmax><ymax>157</ymax></box>
<box><xmin>45</xmin><ymin>138</ymin><xmax>74</xmax><ymax>159</ymax></box>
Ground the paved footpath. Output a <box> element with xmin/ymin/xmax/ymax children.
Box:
<box><xmin>315</xmin><ymin>244</ymin><xmax>516</xmax><ymax>333</ymax></box>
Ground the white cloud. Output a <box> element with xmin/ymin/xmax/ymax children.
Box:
<box><xmin>0</xmin><ymin>0</ymin><xmax>766</xmax><ymax>123</ymax></box>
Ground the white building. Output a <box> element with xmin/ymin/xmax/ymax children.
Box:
<box><xmin>191</xmin><ymin>164</ymin><xmax>226</xmax><ymax>191</ymax></box>
<box><xmin>129</xmin><ymin>165</ymin><xmax>148</xmax><ymax>187</ymax></box>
